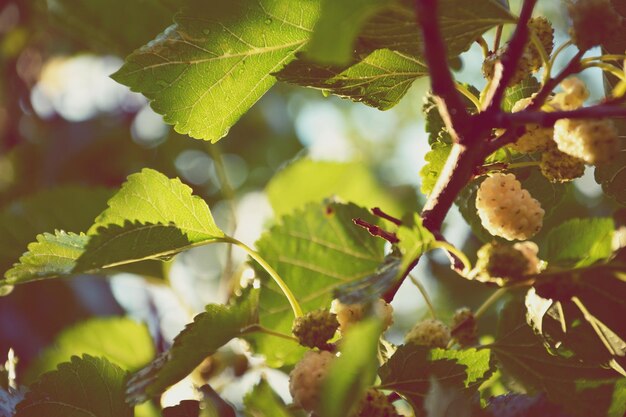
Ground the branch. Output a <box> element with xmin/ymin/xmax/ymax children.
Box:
<box><xmin>495</xmin><ymin>101</ymin><xmax>626</xmax><ymax>128</ymax></box>
<box><xmin>482</xmin><ymin>0</ymin><xmax>538</xmax><ymax>111</ymax></box>
<box><xmin>371</xmin><ymin>207</ymin><xmax>402</xmax><ymax>226</ymax></box>
<box><xmin>530</xmin><ymin>50</ymin><xmax>585</xmax><ymax>109</ymax></box>
<box><xmin>415</xmin><ymin>0</ymin><xmax>469</xmax><ymax>140</ymax></box>
<box><xmin>353</xmin><ymin>218</ymin><xmax>399</xmax><ymax>244</ymax></box>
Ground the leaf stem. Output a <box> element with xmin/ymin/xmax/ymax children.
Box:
<box><xmin>226</xmin><ymin>237</ymin><xmax>303</xmax><ymax>318</ymax></box>
<box><xmin>474</xmin><ymin>288</ymin><xmax>508</xmax><ymax>320</ymax></box>
<box><xmin>476</xmin><ymin>36</ymin><xmax>490</xmax><ymax>58</ymax></box>
<box><xmin>455</xmin><ymin>82</ymin><xmax>481</xmax><ymax>110</ymax></box>
<box><xmin>582</xmin><ymin>62</ymin><xmax>625</xmax><ymax>81</ymax></box>
<box><xmin>507</xmin><ymin>161</ymin><xmax>541</xmax><ymax>169</ymax></box>
<box><xmin>408</xmin><ymin>274</ymin><xmax>437</xmax><ymax>319</ymax></box>
<box><xmin>241</xmin><ymin>324</ymin><xmax>299</xmax><ymax>343</ymax></box>
<box><xmin>529</xmin><ymin>32</ymin><xmax>552</xmax><ymax>85</ymax></box>
<box><xmin>493</xmin><ymin>25</ymin><xmax>503</xmax><ymax>51</ymax></box>
<box><xmin>430</xmin><ymin>241</ymin><xmax>472</xmax><ymax>274</ymax></box>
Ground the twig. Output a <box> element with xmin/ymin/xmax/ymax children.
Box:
<box><xmin>371</xmin><ymin>207</ymin><xmax>402</xmax><ymax>226</ymax></box>
<box><xmin>482</xmin><ymin>0</ymin><xmax>538</xmax><ymax>112</ymax></box>
<box><xmin>409</xmin><ymin>274</ymin><xmax>437</xmax><ymax>319</ymax></box>
<box><xmin>353</xmin><ymin>218</ymin><xmax>399</xmax><ymax>243</ymax></box>
<box><xmin>495</xmin><ymin>100</ymin><xmax>626</xmax><ymax>128</ymax></box>
<box><xmin>415</xmin><ymin>0</ymin><xmax>469</xmax><ymax>140</ymax></box>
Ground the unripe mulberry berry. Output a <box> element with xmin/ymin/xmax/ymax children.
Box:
<box><xmin>292</xmin><ymin>309</ymin><xmax>339</xmax><ymax>349</ymax></box>
<box><xmin>476</xmin><ymin>173</ymin><xmax>545</xmax><ymax>241</ymax></box>
<box><xmin>527</xmin><ymin>17</ymin><xmax>554</xmax><ymax>69</ymax></box>
<box><xmin>289</xmin><ymin>350</ymin><xmax>335</xmax><ymax>411</ymax></box>
<box><xmin>568</xmin><ymin>0</ymin><xmax>623</xmax><ymax>50</ymax></box>
<box><xmin>333</xmin><ymin>299</ymin><xmax>394</xmax><ymax>334</ymax></box>
<box><xmin>509</xmin><ymin>97</ymin><xmax>553</xmax><ymax>153</ymax></box>
<box><xmin>352</xmin><ymin>389</ymin><xmax>401</xmax><ymax>417</ymax></box>
<box><xmin>405</xmin><ymin>318</ymin><xmax>451</xmax><ymax>348</ymax></box>
<box><xmin>551</xmin><ymin>77</ymin><xmax>589</xmax><ymax>111</ymax></box>
<box><xmin>474</xmin><ymin>241</ymin><xmax>540</xmax><ymax>283</ymax></box>
<box><xmin>540</xmin><ymin>146</ymin><xmax>585</xmax><ymax>183</ymax></box>
<box><xmin>451</xmin><ymin>308</ymin><xmax>478</xmax><ymax>347</ymax></box>
<box><xmin>553</xmin><ymin>118</ymin><xmax>619</xmax><ymax>164</ymax></box>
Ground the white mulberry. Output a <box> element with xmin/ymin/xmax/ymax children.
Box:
<box><xmin>289</xmin><ymin>350</ymin><xmax>335</xmax><ymax>411</ymax></box>
<box><xmin>353</xmin><ymin>389</ymin><xmax>401</xmax><ymax>417</ymax></box>
<box><xmin>509</xmin><ymin>97</ymin><xmax>554</xmax><ymax>153</ymax></box>
<box><xmin>333</xmin><ymin>299</ymin><xmax>394</xmax><ymax>334</ymax></box>
<box><xmin>405</xmin><ymin>318</ymin><xmax>451</xmax><ymax>348</ymax></box>
<box><xmin>474</xmin><ymin>241</ymin><xmax>541</xmax><ymax>283</ymax></box>
<box><xmin>553</xmin><ymin>118</ymin><xmax>619</xmax><ymax>164</ymax></box>
<box><xmin>476</xmin><ymin>173</ymin><xmax>545</xmax><ymax>241</ymax></box>
<box><xmin>451</xmin><ymin>308</ymin><xmax>478</xmax><ymax>347</ymax></box>
<box><xmin>568</xmin><ymin>0</ymin><xmax>623</xmax><ymax>50</ymax></box>
<box><xmin>551</xmin><ymin>77</ymin><xmax>589</xmax><ymax>111</ymax></box>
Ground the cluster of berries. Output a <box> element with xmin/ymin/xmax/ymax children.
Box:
<box><xmin>288</xmin><ymin>299</ymin><xmax>398</xmax><ymax>415</ymax></box>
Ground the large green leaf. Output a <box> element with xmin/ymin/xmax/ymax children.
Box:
<box><xmin>25</xmin><ymin>317</ymin><xmax>155</xmax><ymax>383</ymax></box>
<box><xmin>4</xmin><ymin>231</ymin><xmax>89</xmax><ymax>284</ymax></box>
<box><xmin>90</xmin><ymin>168</ymin><xmax>222</xmax><ymax>241</ymax></box>
<box><xmin>266</xmin><ymin>158</ymin><xmax>403</xmax><ymax>218</ymax></box>
<box><xmin>305</xmin><ymin>0</ymin><xmax>388</xmax><ymax>65</ymax></box>
<box><xmin>250</xmin><ymin>201</ymin><xmax>386</xmax><ymax>366</ymax></box>
<box><xmin>319</xmin><ymin>318</ymin><xmax>383</xmax><ymax>417</ymax></box>
<box><xmin>491</xmin><ymin>298</ymin><xmax>626</xmax><ymax>417</ymax></box>
<box><xmin>4</xmin><ymin>169</ymin><xmax>225</xmax><ymax>285</ymax></box>
<box><xmin>46</xmin><ymin>0</ymin><xmax>177</xmax><ymax>55</ymax></box>
<box><xmin>0</xmin><ymin>186</ymin><xmax>112</xmax><ymax>277</ymax></box>
<box><xmin>543</xmin><ymin>218</ymin><xmax>615</xmax><ymax>268</ymax></box>
<box><xmin>244</xmin><ymin>379</ymin><xmax>296</xmax><ymax>417</ymax></box>
<box><xmin>379</xmin><ymin>345</ymin><xmax>490</xmax><ymax>414</ymax></box>
<box><xmin>276</xmin><ymin>48</ymin><xmax>427</xmax><ymax>110</ymax></box>
<box><xmin>15</xmin><ymin>355</ymin><xmax>132</xmax><ymax>417</ymax></box>
<box><xmin>126</xmin><ymin>289</ymin><xmax>258</xmax><ymax>402</ymax></box>
<box><xmin>112</xmin><ymin>0</ymin><xmax>320</xmax><ymax>142</ymax></box>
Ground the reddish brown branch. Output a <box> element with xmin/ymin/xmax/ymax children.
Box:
<box><xmin>495</xmin><ymin>102</ymin><xmax>626</xmax><ymax>128</ymax></box>
<box><xmin>371</xmin><ymin>207</ymin><xmax>402</xmax><ymax>226</ymax></box>
<box><xmin>353</xmin><ymin>218</ymin><xmax>399</xmax><ymax>244</ymax></box>
<box><xmin>483</xmin><ymin>0</ymin><xmax>538</xmax><ymax>112</ymax></box>
<box><xmin>415</xmin><ymin>0</ymin><xmax>469</xmax><ymax>140</ymax></box>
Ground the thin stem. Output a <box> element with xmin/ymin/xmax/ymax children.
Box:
<box><xmin>456</xmin><ymin>82</ymin><xmax>481</xmax><ymax>110</ymax></box>
<box><xmin>226</xmin><ymin>237</ymin><xmax>303</xmax><ymax>318</ymax></box>
<box><xmin>529</xmin><ymin>32</ymin><xmax>552</xmax><ymax>85</ymax></box>
<box><xmin>242</xmin><ymin>324</ymin><xmax>299</xmax><ymax>343</ymax></box>
<box><xmin>476</xmin><ymin>36</ymin><xmax>490</xmax><ymax>58</ymax></box>
<box><xmin>507</xmin><ymin>161</ymin><xmax>541</xmax><ymax>169</ymax></box>
<box><xmin>409</xmin><ymin>274</ymin><xmax>437</xmax><ymax>319</ymax></box>
<box><xmin>549</xmin><ymin>40</ymin><xmax>574</xmax><ymax>69</ymax></box>
<box><xmin>582</xmin><ymin>62</ymin><xmax>625</xmax><ymax>81</ymax></box>
<box><xmin>494</xmin><ymin>25</ymin><xmax>503</xmax><ymax>51</ymax></box>
<box><xmin>474</xmin><ymin>288</ymin><xmax>508</xmax><ymax>320</ymax></box>
<box><xmin>581</xmin><ymin>54</ymin><xmax>626</xmax><ymax>64</ymax></box>
<box><xmin>430</xmin><ymin>241</ymin><xmax>472</xmax><ymax>274</ymax></box>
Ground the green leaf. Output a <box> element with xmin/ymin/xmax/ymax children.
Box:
<box><xmin>25</xmin><ymin>317</ymin><xmax>155</xmax><ymax>383</ymax></box>
<box><xmin>126</xmin><ymin>289</ymin><xmax>258</xmax><ymax>402</ymax></box>
<box><xmin>91</xmin><ymin>168</ymin><xmax>223</xmax><ymax>242</ymax></box>
<box><xmin>46</xmin><ymin>0</ymin><xmax>177</xmax><ymax>55</ymax></box>
<box><xmin>531</xmin><ymin>261</ymin><xmax>626</xmax><ymax>372</ymax></box>
<box><xmin>5</xmin><ymin>231</ymin><xmax>89</xmax><ymax>284</ymax></box>
<box><xmin>502</xmin><ymin>77</ymin><xmax>541</xmax><ymax>112</ymax></box>
<box><xmin>277</xmin><ymin>48</ymin><xmax>427</xmax><ymax>110</ymax></box>
<box><xmin>112</xmin><ymin>0</ymin><xmax>320</xmax><ymax>142</ymax></box>
<box><xmin>491</xmin><ymin>298</ymin><xmax>626</xmax><ymax>417</ymax></box>
<box><xmin>0</xmin><ymin>186</ymin><xmax>112</xmax><ymax>277</ymax></box>
<box><xmin>378</xmin><ymin>344</ymin><xmax>471</xmax><ymax>413</ymax></box>
<box><xmin>305</xmin><ymin>0</ymin><xmax>389</xmax><ymax>65</ymax></box>
<box><xmin>395</xmin><ymin>213</ymin><xmax>436</xmax><ymax>275</ymax></box>
<box><xmin>244</xmin><ymin>379</ymin><xmax>295</xmax><ymax>417</ymax></box>
<box><xmin>543</xmin><ymin>218</ymin><xmax>615</xmax><ymax>268</ymax></box>
<box><xmin>266</xmin><ymin>158</ymin><xmax>403</xmax><ymax>218</ymax></box>
<box><xmin>420</xmin><ymin>140</ymin><xmax>452</xmax><ymax>196</ymax></box>
<box><xmin>319</xmin><ymin>318</ymin><xmax>383</xmax><ymax>417</ymax></box>
<box><xmin>76</xmin><ymin>221</ymin><xmax>194</xmax><ymax>271</ymax></box>
<box><xmin>250</xmin><ymin>201</ymin><xmax>386</xmax><ymax>366</ymax></box>
<box><xmin>429</xmin><ymin>348</ymin><xmax>494</xmax><ymax>389</ymax></box>
<box><xmin>15</xmin><ymin>355</ymin><xmax>132</xmax><ymax>417</ymax></box>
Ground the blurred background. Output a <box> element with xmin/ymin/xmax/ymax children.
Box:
<box><xmin>0</xmin><ymin>0</ymin><xmax>620</xmax><ymax>409</ymax></box>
